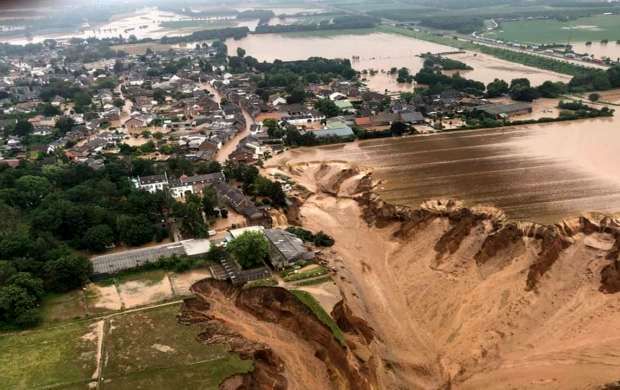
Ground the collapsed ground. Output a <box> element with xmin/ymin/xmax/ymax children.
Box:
<box><xmin>244</xmin><ymin>157</ymin><xmax>620</xmax><ymax>389</ymax></box>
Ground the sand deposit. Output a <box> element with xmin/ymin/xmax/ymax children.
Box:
<box><xmin>247</xmin><ymin>156</ymin><xmax>620</xmax><ymax>389</ymax></box>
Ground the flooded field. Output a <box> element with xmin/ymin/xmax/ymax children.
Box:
<box><xmin>279</xmin><ymin>116</ymin><xmax>620</xmax><ymax>223</ymax></box>
<box><xmin>226</xmin><ymin>32</ymin><xmax>572</xmax><ymax>92</ymax></box>
<box><xmin>572</xmin><ymin>41</ymin><xmax>620</xmax><ymax>61</ymax></box>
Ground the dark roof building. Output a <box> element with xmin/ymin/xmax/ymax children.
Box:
<box><xmin>473</xmin><ymin>102</ymin><xmax>532</xmax><ymax>118</ymax></box>
<box><xmin>264</xmin><ymin>229</ymin><xmax>315</xmax><ymax>269</ymax></box>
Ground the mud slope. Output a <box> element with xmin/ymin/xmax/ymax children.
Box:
<box><xmin>261</xmin><ymin>159</ymin><xmax>620</xmax><ymax>390</ymax></box>
<box><xmin>179</xmin><ymin>280</ymin><xmax>376</xmax><ymax>390</ymax></box>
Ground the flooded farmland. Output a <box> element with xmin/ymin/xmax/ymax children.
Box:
<box><xmin>278</xmin><ymin>115</ymin><xmax>620</xmax><ymax>223</ymax></box>
<box><xmin>225</xmin><ymin>32</ymin><xmax>573</xmax><ymax>92</ymax></box>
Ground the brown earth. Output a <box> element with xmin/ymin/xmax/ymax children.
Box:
<box><xmin>251</xmin><ymin>157</ymin><xmax>620</xmax><ymax>389</ymax></box>
<box><xmin>179</xmin><ymin>280</ymin><xmax>375</xmax><ymax>390</ymax></box>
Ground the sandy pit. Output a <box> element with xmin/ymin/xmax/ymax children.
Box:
<box><xmin>86</xmin><ymin>284</ymin><xmax>123</xmax><ymax>312</ymax></box>
<box><xmin>169</xmin><ymin>269</ymin><xmax>213</xmax><ymax>296</ymax></box>
<box><xmin>117</xmin><ymin>276</ymin><xmax>175</xmax><ymax>309</ymax></box>
<box><xmin>259</xmin><ymin>154</ymin><xmax>620</xmax><ymax>389</ymax></box>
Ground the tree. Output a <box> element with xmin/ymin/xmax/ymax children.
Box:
<box><xmin>396</xmin><ymin>67</ymin><xmax>413</xmax><ymax>83</ymax></box>
<box><xmin>172</xmin><ymin>195</ymin><xmax>207</xmax><ymax>238</ymax></box>
<box><xmin>113</xmin><ymin>98</ymin><xmax>125</xmax><ymax>108</ymax></box>
<box><xmin>15</xmin><ymin>175</ymin><xmax>51</xmax><ymax>208</ymax></box>
<box><xmin>287</xmin><ymin>87</ymin><xmax>306</xmax><ymax>104</ymax></box>
<box><xmin>253</xmin><ymin>176</ymin><xmax>286</xmax><ymax>207</ymax></box>
<box><xmin>0</xmin><ymin>284</ymin><xmax>40</xmax><ymax>327</ymax></box>
<box><xmin>510</xmin><ymin>78</ymin><xmax>531</xmax><ymax>89</ymax></box>
<box><xmin>55</xmin><ymin>116</ymin><xmax>76</xmax><ymax>135</ymax></box>
<box><xmin>153</xmin><ymin>88</ymin><xmax>166</xmax><ymax>104</ymax></box>
<box><xmin>226</xmin><ymin>231</ymin><xmax>269</xmax><ymax>269</ymax></box>
<box><xmin>73</xmin><ymin>91</ymin><xmax>92</xmax><ymax>112</ymax></box>
<box><xmin>14</xmin><ymin>119</ymin><xmax>33</xmax><ymax>137</ymax></box>
<box><xmin>589</xmin><ymin>93</ymin><xmax>601</xmax><ymax>102</ymax></box>
<box><xmin>263</xmin><ymin>119</ymin><xmax>285</xmax><ymax>138</ymax></box>
<box><xmin>7</xmin><ymin>272</ymin><xmax>44</xmax><ymax>299</ymax></box>
<box><xmin>236</xmin><ymin>47</ymin><xmax>246</xmax><ymax>58</ymax></box>
<box><xmin>390</xmin><ymin>121</ymin><xmax>407</xmax><ymax>136</ymax></box>
<box><xmin>196</xmin><ymin>161</ymin><xmax>222</xmax><ymax>174</ymax></box>
<box><xmin>313</xmin><ymin>231</ymin><xmax>335</xmax><ymax>247</ymax></box>
<box><xmin>41</xmin><ymin>103</ymin><xmax>61</xmax><ymax>117</ymax></box>
<box><xmin>44</xmin><ymin>254</ymin><xmax>92</xmax><ymax>292</ymax></box>
<box><xmin>486</xmin><ymin>79</ymin><xmax>509</xmax><ymax>98</ymax></box>
<box><xmin>314</xmin><ymin>99</ymin><xmax>340</xmax><ymax>118</ymax></box>
<box><xmin>117</xmin><ymin>215</ymin><xmax>155</xmax><ymax>246</ymax></box>
<box><xmin>202</xmin><ymin>187</ymin><xmax>219</xmax><ymax>218</ymax></box>
<box><xmin>537</xmin><ymin>81</ymin><xmax>566</xmax><ymax>98</ymax></box>
<box><xmin>82</xmin><ymin>224</ymin><xmax>115</xmax><ymax>252</ymax></box>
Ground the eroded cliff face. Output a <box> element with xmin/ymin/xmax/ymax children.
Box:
<box><xmin>179</xmin><ymin>280</ymin><xmax>376</xmax><ymax>390</ymax></box>
<box><xmin>262</xmin><ymin>160</ymin><xmax>620</xmax><ymax>389</ymax></box>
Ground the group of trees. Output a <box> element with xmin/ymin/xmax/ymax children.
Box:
<box><xmin>0</xmin><ymin>155</ymin><xmax>230</xmax><ymax>328</ymax></box>
<box><xmin>286</xmin><ymin>226</ymin><xmax>335</xmax><ymax>247</ymax></box>
<box><xmin>160</xmin><ymin>27</ymin><xmax>250</xmax><ymax>45</ymax></box>
<box><xmin>251</xmin><ymin>57</ymin><xmax>357</xmax><ymax>106</ymax></box>
<box><xmin>414</xmin><ymin>66</ymin><xmax>486</xmax><ymax>96</ymax></box>
<box><xmin>487</xmin><ymin>77</ymin><xmax>568</xmax><ymax>101</ymax></box>
<box><xmin>422</xmin><ymin>54</ymin><xmax>473</xmax><ymax>71</ymax></box>
<box><xmin>224</xmin><ymin>162</ymin><xmax>287</xmax><ymax>207</ymax></box>
<box><xmin>254</xmin><ymin>15</ymin><xmax>377</xmax><ymax>34</ymax></box>
<box><xmin>568</xmin><ymin>65</ymin><xmax>620</xmax><ymax>92</ymax></box>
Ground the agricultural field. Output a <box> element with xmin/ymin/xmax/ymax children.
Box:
<box><xmin>485</xmin><ymin>14</ymin><xmax>620</xmax><ymax>44</ymax></box>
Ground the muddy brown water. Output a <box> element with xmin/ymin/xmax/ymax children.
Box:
<box><xmin>225</xmin><ymin>32</ymin><xmax>571</xmax><ymax>91</ymax></box>
<box><xmin>286</xmin><ymin>116</ymin><xmax>620</xmax><ymax>223</ymax></box>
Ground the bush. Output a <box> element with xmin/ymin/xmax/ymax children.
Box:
<box><xmin>313</xmin><ymin>231</ymin><xmax>335</xmax><ymax>247</ymax></box>
<box><xmin>227</xmin><ymin>231</ymin><xmax>269</xmax><ymax>269</ymax></box>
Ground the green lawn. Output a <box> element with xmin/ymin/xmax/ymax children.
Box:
<box><xmin>291</xmin><ymin>290</ymin><xmax>346</xmax><ymax>346</ymax></box>
<box><xmin>102</xmin><ymin>304</ymin><xmax>252</xmax><ymax>386</ymax></box>
<box><xmin>0</xmin><ymin>322</ymin><xmax>98</xmax><ymax>389</ymax></box>
<box><xmin>486</xmin><ymin>14</ymin><xmax>620</xmax><ymax>44</ymax></box>
<box><xmin>40</xmin><ymin>290</ymin><xmax>89</xmax><ymax>324</ymax></box>
<box><xmin>101</xmin><ymin>356</ymin><xmax>252</xmax><ymax>390</ymax></box>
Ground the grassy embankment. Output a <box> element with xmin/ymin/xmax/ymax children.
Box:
<box><xmin>291</xmin><ymin>290</ymin><xmax>346</xmax><ymax>346</ymax></box>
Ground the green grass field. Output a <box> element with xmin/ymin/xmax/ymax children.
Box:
<box><xmin>0</xmin><ymin>303</ymin><xmax>252</xmax><ymax>389</ymax></box>
<box><xmin>101</xmin><ymin>304</ymin><xmax>252</xmax><ymax>388</ymax></box>
<box><xmin>40</xmin><ymin>290</ymin><xmax>89</xmax><ymax>324</ymax></box>
<box><xmin>0</xmin><ymin>322</ymin><xmax>98</xmax><ymax>389</ymax></box>
<box><xmin>486</xmin><ymin>14</ymin><xmax>620</xmax><ymax>44</ymax></box>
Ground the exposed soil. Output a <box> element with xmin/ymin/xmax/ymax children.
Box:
<box><xmin>253</xmin><ymin>157</ymin><xmax>620</xmax><ymax>389</ymax></box>
<box><xmin>179</xmin><ymin>280</ymin><xmax>376</xmax><ymax>390</ymax></box>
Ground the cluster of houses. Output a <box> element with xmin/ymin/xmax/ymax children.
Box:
<box><xmin>133</xmin><ymin>171</ymin><xmax>272</xmax><ymax>227</ymax></box>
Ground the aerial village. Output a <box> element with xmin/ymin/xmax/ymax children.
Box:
<box><xmin>0</xmin><ymin>35</ymin><xmax>615</xmax><ymax>307</ymax></box>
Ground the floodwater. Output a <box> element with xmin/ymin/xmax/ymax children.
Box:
<box><xmin>283</xmin><ymin>113</ymin><xmax>620</xmax><ymax>223</ymax></box>
<box><xmin>572</xmin><ymin>41</ymin><xmax>620</xmax><ymax>61</ymax></box>
<box><xmin>225</xmin><ymin>32</ymin><xmax>572</xmax><ymax>92</ymax></box>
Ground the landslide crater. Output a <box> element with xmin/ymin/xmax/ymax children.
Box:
<box><xmin>179</xmin><ymin>279</ymin><xmax>376</xmax><ymax>390</ymax></box>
